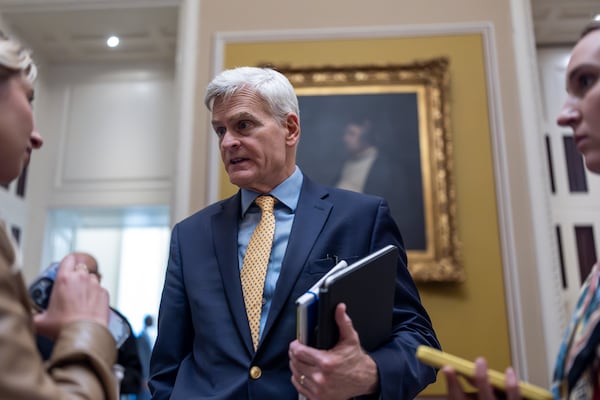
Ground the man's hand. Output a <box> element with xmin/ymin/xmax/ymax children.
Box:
<box><xmin>443</xmin><ymin>357</ymin><xmax>521</xmax><ymax>400</ymax></box>
<box><xmin>289</xmin><ymin>303</ymin><xmax>379</xmax><ymax>400</ymax></box>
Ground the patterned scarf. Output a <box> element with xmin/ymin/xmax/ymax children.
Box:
<box><xmin>552</xmin><ymin>262</ymin><xmax>600</xmax><ymax>400</ymax></box>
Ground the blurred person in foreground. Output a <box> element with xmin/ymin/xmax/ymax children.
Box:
<box><xmin>0</xmin><ymin>32</ymin><xmax>117</xmax><ymax>398</ymax></box>
<box><xmin>442</xmin><ymin>20</ymin><xmax>600</xmax><ymax>400</ymax></box>
<box><xmin>149</xmin><ymin>66</ymin><xmax>440</xmax><ymax>400</ymax></box>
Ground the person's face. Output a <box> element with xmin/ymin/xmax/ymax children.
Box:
<box><xmin>211</xmin><ymin>87</ymin><xmax>300</xmax><ymax>193</ymax></box>
<box><xmin>0</xmin><ymin>73</ymin><xmax>42</xmax><ymax>184</ymax></box>
<box><xmin>557</xmin><ymin>29</ymin><xmax>600</xmax><ymax>173</ymax></box>
<box><xmin>343</xmin><ymin>123</ymin><xmax>368</xmax><ymax>154</ymax></box>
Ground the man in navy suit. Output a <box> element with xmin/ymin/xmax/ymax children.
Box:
<box><xmin>149</xmin><ymin>66</ymin><xmax>440</xmax><ymax>399</ymax></box>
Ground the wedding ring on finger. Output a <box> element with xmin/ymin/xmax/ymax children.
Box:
<box><xmin>300</xmin><ymin>374</ymin><xmax>306</xmax><ymax>386</ymax></box>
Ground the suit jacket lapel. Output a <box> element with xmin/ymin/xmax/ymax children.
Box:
<box><xmin>212</xmin><ymin>193</ymin><xmax>254</xmax><ymax>354</ymax></box>
<box><xmin>262</xmin><ymin>178</ymin><xmax>332</xmax><ymax>338</ymax></box>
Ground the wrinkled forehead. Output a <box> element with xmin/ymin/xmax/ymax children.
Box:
<box><xmin>212</xmin><ymin>87</ymin><xmax>269</xmax><ymax>116</ymax></box>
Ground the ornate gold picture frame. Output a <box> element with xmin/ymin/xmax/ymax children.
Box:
<box><xmin>274</xmin><ymin>58</ymin><xmax>463</xmax><ymax>282</ymax></box>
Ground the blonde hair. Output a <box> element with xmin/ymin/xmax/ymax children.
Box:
<box><xmin>0</xmin><ymin>31</ymin><xmax>36</xmax><ymax>82</ymax></box>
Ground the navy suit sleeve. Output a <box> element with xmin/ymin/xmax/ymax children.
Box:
<box><xmin>367</xmin><ymin>198</ymin><xmax>441</xmax><ymax>400</ymax></box>
<box><xmin>149</xmin><ymin>224</ymin><xmax>194</xmax><ymax>400</ymax></box>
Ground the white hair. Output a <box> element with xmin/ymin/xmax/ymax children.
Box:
<box><xmin>204</xmin><ymin>66</ymin><xmax>299</xmax><ymax>124</ymax></box>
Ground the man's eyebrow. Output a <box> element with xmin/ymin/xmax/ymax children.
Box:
<box><xmin>212</xmin><ymin>112</ymin><xmax>254</xmax><ymax>125</ymax></box>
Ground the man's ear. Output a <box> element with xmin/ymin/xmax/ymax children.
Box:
<box><xmin>285</xmin><ymin>113</ymin><xmax>300</xmax><ymax>146</ymax></box>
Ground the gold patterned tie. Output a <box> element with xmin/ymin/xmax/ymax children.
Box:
<box><xmin>241</xmin><ymin>195</ymin><xmax>276</xmax><ymax>350</ymax></box>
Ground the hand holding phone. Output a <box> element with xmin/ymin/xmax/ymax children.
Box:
<box><xmin>29</xmin><ymin>261</ymin><xmax>130</xmax><ymax>348</ymax></box>
<box><xmin>416</xmin><ymin>346</ymin><xmax>552</xmax><ymax>400</ymax></box>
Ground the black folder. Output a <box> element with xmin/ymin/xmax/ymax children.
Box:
<box><xmin>314</xmin><ymin>244</ymin><xmax>398</xmax><ymax>351</ymax></box>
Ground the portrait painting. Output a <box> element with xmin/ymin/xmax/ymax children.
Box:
<box><xmin>296</xmin><ymin>91</ymin><xmax>426</xmax><ymax>251</ymax></box>
<box><xmin>274</xmin><ymin>59</ymin><xmax>463</xmax><ymax>282</ymax></box>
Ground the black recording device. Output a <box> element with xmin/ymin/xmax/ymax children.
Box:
<box><xmin>28</xmin><ymin>262</ymin><xmax>131</xmax><ymax>348</ymax></box>
<box><xmin>29</xmin><ymin>262</ymin><xmax>59</xmax><ymax>310</ymax></box>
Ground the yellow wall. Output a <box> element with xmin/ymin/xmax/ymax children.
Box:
<box><xmin>218</xmin><ymin>34</ymin><xmax>509</xmax><ymax>395</ymax></box>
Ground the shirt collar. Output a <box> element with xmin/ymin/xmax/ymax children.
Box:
<box><xmin>241</xmin><ymin>166</ymin><xmax>303</xmax><ymax>216</ymax></box>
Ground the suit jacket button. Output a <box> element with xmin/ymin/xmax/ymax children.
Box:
<box><xmin>249</xmin><ymin>366</ymin><xmax>262</xmax><ymax>380</ymax></box>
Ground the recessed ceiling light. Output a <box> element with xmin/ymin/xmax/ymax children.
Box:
<box><xmin>594</xmin><ymin>14</ymin><xmax>600</xmax><ymax>21</ymax></box>
<box><xmin>107</xmin><ymin>36</ymin><xmax>120</xmax><ymax>48</ymax></box>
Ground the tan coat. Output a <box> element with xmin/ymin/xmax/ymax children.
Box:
<box><xmin>0</xmin><ymin>223</ymin><xmax>118</xmax><ymax>399</ymax></box>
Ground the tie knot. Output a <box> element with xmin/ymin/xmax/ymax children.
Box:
<box><xmin>255</xmin><ymin>195</ymin><xmax>275</xmax><ymax>213</ymax></box>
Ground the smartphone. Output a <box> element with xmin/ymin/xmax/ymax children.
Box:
<box><xmin>29</xmin><ymin>262</ymin><xmax>131</xmax><ymax>348</ymax></box>
<box><xmin>29</xmin><ymin>262</ymin><xmax>60</xmax><ymax>310</ymax></box>
<box><xmin>416</xmin><ymin>346</ymin><xmax>552</xmax><ymax>400</ymax></box>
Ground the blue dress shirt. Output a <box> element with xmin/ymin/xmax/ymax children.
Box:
<box><xmin>239</xmin><ymin>166</ymin><xmax>303</xmax><ymax>338</ymax></box>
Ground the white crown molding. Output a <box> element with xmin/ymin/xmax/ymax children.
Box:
<box><xmin>213</xmin><ymin>22</ymin><xmax>498</xmax><ymax>46</ymax></box>
<box><xmin>0</xmin><ymin>0</ymin><xmax>181</xmax><ymax>13</ymax></box>
<box><xmin>531</xmin><ymin>0</ymin><xmax>598</xmax><ymax>6</ymax></box>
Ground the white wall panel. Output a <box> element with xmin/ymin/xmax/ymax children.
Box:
<box><xmin>62</xmin><ymin>80</ymin><xmax>173</xmax><ymax>183</ymax></box>
<box><xmin>45</xmin><ymin>62</ymin><xmax>175</xmax><ymax>199</ymax></box>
